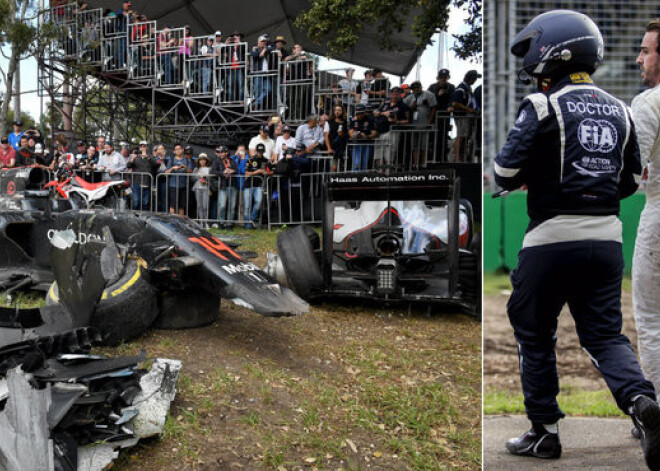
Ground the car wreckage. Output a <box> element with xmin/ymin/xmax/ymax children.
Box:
<box><xmin>0</xmin><ymin>166</ymin><xmax>308</xmax><ymax>346</ymax></box>
<box><xmin>265</xmin><ymin>169</ymin><xmax>481</xmax><ymax>316</ymax></box>
<box><xmin>0</xmin><ymin>166</ymin><xmax>308</xmax><ymax>470</ymax></box>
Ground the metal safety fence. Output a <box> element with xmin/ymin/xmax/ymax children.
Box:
<box><xmin>247</xmin><ymin>52</ymin><xmax>279</xmax><ymax>114</ymax></box>
<box><xmin>280</xmin><ymin>58</ymin><xmax>315</xmax><ymax>123</ymax></box>
<box><xmin>186</xmin><ymin>36</ymin><xmax>216</xmax><ymax>97</ymax></box>
<box><xmin>215</xmin><ymin>41</ymin><xmax>249</xmax><ymax>105</ymax></box>
<box><xmin>76</xmin><ymin>9</ymin><xmax>103</xmax><ymax>64</ymax></box>
<box><xmin>156</xmin><ymin>27</ymin><xmax>186</xmax><ymax>87</ymax></box>
<box><xmin>128</xmin><ymin>21</ymin><xmax>157</xmax><ymax>80</ymax></box>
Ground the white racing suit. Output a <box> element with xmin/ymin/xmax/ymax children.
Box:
<box><xmin>632</xmin><ymin>84</ymin><xmax>660</xmax><ymax>391</ymax></box>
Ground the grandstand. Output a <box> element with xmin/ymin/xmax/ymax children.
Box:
<box><xmin>40</xmin><ymin>0</ymin><xmax>435</xmax><ymax>148</ymax></box>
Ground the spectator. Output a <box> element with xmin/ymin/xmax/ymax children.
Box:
<box><xmin>120</xmin><ymin>144</ymin><xmax>131</xmax><ymax>163</ymax></box>
<box><xmin>96</xmin><ymin>135</ymin><xmax>106</xmax><ymax>152</ymax></box>
<box><xmin>232</xmin><ymin>144</ymin><xmax>249</xmax><ymax>194</ymax></box>
<box><xmin>96</xmin><ymin>141</ymin><xmax>127</xmax><ymax>181</ymax></box>
<box><xmin>127</xmin><ymin>140</ymin><xmax>159</xmax><ymax>210</ymax></box>
<box><xmin>326</xmin><ymin>105</ymin><xmax>349</xmax><ymax>172</ymax></box>
<box><xmin>274</xmin><ymin>125</ymin><xmax>296</xmax><ymax>162</ymax></box>
<box><xmin>33</xmin><ymin>143</ymin><xmax>50</xmax><ymax>168</ymax></box>
<box><xmin>200</xmin><ymin>36</ymin><xmax>215</xmax><ymax>93</ymax></box>
<box><xmin>0</xmin><ymin>137</ymin><xmax>16</xmax><ymax>168</ymax></box>
<box><xmin>114</xmin><ymin>1</ymin><xmax>132</xmax><ymax>68</ymax></box>
<box><xmin>369</xmin><ymin>68</ymin><xmax>390</xmax><ymax>103</ymax></box>
<box><xmin>336</xmin><ymin>67</ymin><xmax>358</xmax><ymax>103</ymax></box>
<box><xmin>155</xmin><ymin>144</ymin><xmax>170</xmax><ymax>212</ymax></box>
<box><xmin>283</xmin><ymin>44</ymin><xmax>313</xmax><ymax>117</ymax></box>
<box><xmin>211</xmin><ymin>145</ymin><xmax>238</xmax><ymax>228</ymax></box>
<box><xmin>157</xmin><ymin>26</ymin><xmax>177</xmax><ymax>85</ymax></box>
<box><xmin>249</xmin><ymin>124</ymin><xmax>275</xmax><ymax>159</ymax></box>
<box><xmin>271</xmin><ymin>35</ymin><xmax>289</xmax><ymax>62</ymax></box>
<box><xmin>8</xmin><ymin>121</ymin><xmax>23</xmax><ymax>151</ymax></box>
<box><xmin>178</xmin><ymin>26</ymin><xmax>193</xmax><ymax>85</ymax></box>
<box><xmin>356</xmin><ymin>70</ymin><xmax>372</xmax><ymax>105</ymax></box>
<box><xmin>295</xmin><ymin>114</ymin><xmax>324</xmax><ymax>157</ymax></box>
<box><xmin>250</xmin><ymin>33</ymin><xmax>275</xmax><ymax>110</ymax></box>
<box><xmin>348</xmin><ymin>104</ymin><xmax>377</xmax><ymax>171</ymax></box>
<box><xmin>243</xmin><ymin>143</ymin><xmax>269</xmax><ymax>229</ymax></box>
<box><xmin>429</xmin><ymin>69</ymin><xmax>456</xmax><ymax>159</ymax></box>
<box><xmin>373</xmin><ymin>86</ymin><xmax>411</xmax><ymax>167</ymax></box>
<box><xmin>404</xmin><ymin>81</ymin><xmax>437</xmax><ymax>167</ymax></box>
<box><xmin>15</xmin><ymin>135</ymin><xmax>34</xmax><ymax>166</ymax></box>
<box><xmin>79</xmin><ymin>144</ymin><xmax>98</xmax><ymax>169</ymax></box>
<box><xmin>74</xmin><ymin>140</ymin><xmax>87</xmax><ymax>164</ymax></box>
<box><xmin>451</xmin><ymin>69</ymin><xmax>481</xmax><ymax>162</ymax></box>
<box><xmin>429</xmin><ymin>69</ymin><xmax>456</xmax><ymax>111</ymax></box>
<box><xmin>24</xmin><ymin>126</ymin><xmax>42</xmax><ymax>146</ymax></box>
<box><xmin>192</xmin><ymin>153</ymin><xmax>213</xmax><ymax>222</ymax></box>
<box><xmin>223</xmin><ymin>30</ymin><xmax>246</xmax><ymax>102</ymax></box>
<box><xmin>272</xmin><ymin>35</ymin><xmax>288</xmax><ymax>107</ymax></box>
<box><xmin>165</xmin><ymin>143</ymin><xmax>192</xmax><ymax>215</ymax></box>
<box><xmin>183</xmin><ymin>144</ymin><xmax>194</xmax><ymax>160</ymax></box>
<box><xmin>50</xmin><ymin>135</ymin><xmax>76</xmax><ymax>175</ymax></box>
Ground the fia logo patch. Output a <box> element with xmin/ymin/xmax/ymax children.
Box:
<box><xmin>577</xmin><ymin>118</ymin><xmax>617</xmax><ymax>153</ymax></box>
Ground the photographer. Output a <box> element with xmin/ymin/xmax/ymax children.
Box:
<box><xmin>127</xmin><ymin>140</ymin><xmax>159</xmax><ymax>210</ymax></box>
<box><xmin>250</xmin><ymin>34</ymin><xmax>275</xmax><ymax>110</ymax></box>
<box><xmin>222</xmin><ymin>30</ymin><xmax>245</xmax><ymax>102</ymax></box>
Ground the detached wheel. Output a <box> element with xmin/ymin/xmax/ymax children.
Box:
<box><xmin>46</xmin><ymin>260</ymin><xmax>159</xmax><ymax>345</ymax></box>
<box><xmin>153</xmin><ymin>289</ymin><xmax>220</xmax><ymax>329</ymax></box>
<box><xmin>458</xmin><ymin>231</ymin><xmax>481</xmax><ymax>320</ymax></box>
<box><xmin>277</xmin><ymin>225</ymin><xmax>323</xmax><ymax>299</ymax></box>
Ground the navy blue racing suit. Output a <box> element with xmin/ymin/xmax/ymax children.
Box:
<box><xmin>494</xmin><ymin>73</ymin><xmax>653</xmax><ymax>424</ymax></box>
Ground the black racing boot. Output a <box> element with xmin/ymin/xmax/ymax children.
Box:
<box><xmin>631</xmin><ymin>396</ymin><xmax>660</xmax><ymax>471</ymax></box>
<box><xmin>505</xmin><ymin>422</ymin><xmax>562</xmax><ymax>459</ymax></box>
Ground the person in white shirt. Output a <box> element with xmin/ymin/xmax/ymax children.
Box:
<box><xmin>96</xmin><ymin>142</ymin><xmax>127</xmax><ymax>181</ymax></box>
<box><xmin>248</xmin><ymin>124</ymin><xmax>275</xmax><ymax>158</ymax></box>
<box><xmin>273</xmin><ymin>125</ymin><xmax>296</xmax><ymax>161</ymax></box>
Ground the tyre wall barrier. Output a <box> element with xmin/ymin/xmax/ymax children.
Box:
<box><xmin>483</xmin><ymin>192</ymin><xmax>646</xmax><ymax>274</ymax></box>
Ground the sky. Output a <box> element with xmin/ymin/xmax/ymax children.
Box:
<box><xmin>9</xmin><ymin>3</ymin><xmax>482</xmax><ymax>124</ymax></box>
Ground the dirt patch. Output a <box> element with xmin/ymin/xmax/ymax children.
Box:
<box><xmin>484</xmin><ymin>289</ymin><xmax>639</xmax><ymax>392</ymax></box>
<box><xmin>108</xmin><ymin>299</ymin><xmax>481</xmax><ymax>470</ymax></box>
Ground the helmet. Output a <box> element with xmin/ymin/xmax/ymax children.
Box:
<box><xmin>511</xmin><ymin>10</ymin><xmax>604</xmax><ymax>81</ymax></box>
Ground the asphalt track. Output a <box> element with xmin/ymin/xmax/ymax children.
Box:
<box><xmin>484</xmin><ymin>415</ymin><xmax>649</xmax><ymax>470</ymax></box>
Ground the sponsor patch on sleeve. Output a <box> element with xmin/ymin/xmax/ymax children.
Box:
<box><xmin>569</xmin><ymin>72</ymin><xmax>593</xmax><ymax>84</ymax></box>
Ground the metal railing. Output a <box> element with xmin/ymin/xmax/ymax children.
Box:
<box><xmin>281</xmin><ymin>58</ymin><xmax>315</xmax><ymax>123</ymax></box>
<box><xmin>77</xmin><ymin>9</ymin><xmax>103</xmax><ymax>64</ymax></box>
<box><xmin>128</xmin><ymin>21</ymin><xmax>157</xmax><ymax>80</ymax></box>
<box><xmin>215</xmin><ymin>41</ymin><xmax>249</xmax><ymax>105</ymax></box>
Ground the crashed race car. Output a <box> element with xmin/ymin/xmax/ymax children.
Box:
<box><xmin>0</xmin><ymin>167</ymin><xmax>307</xmax><ymax>345</ymax></box>
<box><xmin>265</xmin><ymin>170</ymin><xmax>481</xmax><ymax>317</ymax></box>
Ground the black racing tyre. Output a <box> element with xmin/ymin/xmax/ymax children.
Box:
<box><xmin>277</xmin><ymin>224</ymin><xmax>323</xmax><ymax>299</ymax></box>
<box><xmin>46</xmin><ymin>260</ymin><xmax>159</xmax><ymax>345</ymax></box>
<box><xmin>153</xmin><ymin>288</ymin><xmax>220</xmax><ymax>329</ymax></box>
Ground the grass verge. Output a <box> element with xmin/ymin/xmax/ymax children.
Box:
<box><xmin>484</xmin><ymin>386</ymin><xmax>625</xmax><ymax>417</ymax></box>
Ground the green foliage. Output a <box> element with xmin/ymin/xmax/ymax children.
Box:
<box><xmin>295</xmin><ymin>0</ymin><xmax>481</xmax><ymax>61</ymax></box>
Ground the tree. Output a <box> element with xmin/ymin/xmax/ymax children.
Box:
<box><xmin>0</xmin><ymin>0</ymin><xmax>58</xmax><ymax>137</ymax></box>
<box><xmin>295</xmin><ymin>0</ymin><xmax>481</xmax><ymax>62</ymax></box>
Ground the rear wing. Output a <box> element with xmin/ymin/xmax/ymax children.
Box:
<box><xmin>325</xmin><ymin>170</ymin><xmax>456</xmax><ymax>202</ymax></box>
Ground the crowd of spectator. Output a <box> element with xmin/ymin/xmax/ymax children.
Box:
<box><xmin>38</xmin><ymin>2</ymin><xmax>483</xmax><ymax>226</ymax></box>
